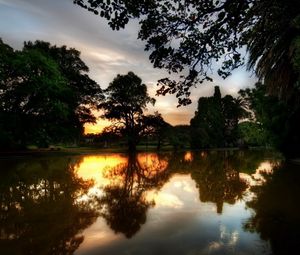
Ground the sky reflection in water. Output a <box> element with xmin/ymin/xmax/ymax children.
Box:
<box><xmin>74</xmin><ymin>151</ymin><xmax>278</xmax><ymax>255</ymax></box>
<box><xmin>2</xmin><ymin>150</ymin><xmax>297</xmax><ymax>255</ymax></box>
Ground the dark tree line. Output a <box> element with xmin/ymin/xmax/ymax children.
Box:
<box><xmin>1</xmin><ymin>36</ymin><xmax>299</xmax><ymax>154</ymax></box>
<box><xmin>0</xmin><ymin>41</ymin><xmax>175</xmax><ymax>152</ymax></box>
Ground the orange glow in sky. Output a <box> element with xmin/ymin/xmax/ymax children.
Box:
<box><xmin>84</xmin><ymin>119</ymin><xmax>113</xmax><ymax>134</ymax></box>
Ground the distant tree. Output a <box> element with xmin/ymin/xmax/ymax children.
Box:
<box><xmin>98</xmin><ymin>126</ymin><xmax>123</xmax><ymax>147</ymax></box>
<box><xmin>74</xmin><ymin>0</ymin><xmax>300</xmax><ymax>106</ymax></box>
<box><xmin>167</xmin><ymin>125</ymin><xmax>191</xmax><ymax>150</ymax></box>
<box><xmin>140</xmin><ymin>112</ymin><xmax>171</xmax><ymax>150</ymax></box>
<box><xmin>99</xmin><ymin>72</ymin><xmax>155</xmax><ymax>151</ymax></box>
<box><xmin>222</xmin><ymin>95</ymin><xmax>249</xmax><ymax>146</ymax></box>
<box><xmin>190</xmin><ymin>86</ymin><xmax>248</xmax><ymax>148</ymax></box>
<box><xmin>0</xmin><ymin>39</ymin><xmax>103</xmax><ymax>148</ymax></box>
<box><xmin>190</xmin><ymin>96</ymin><xmax>224</xmax><ymax>148</ymax></box>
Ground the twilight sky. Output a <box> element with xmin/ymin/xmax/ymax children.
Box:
<box><xmin>0</xmin><ymin>0</ymin><xmax>257</xmax><ymax>133</ymax></box>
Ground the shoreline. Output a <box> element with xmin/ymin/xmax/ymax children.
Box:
<box><xmin>0</xmin><ymin>146</ymin><xmax>278</xmax><ymax>158</ymax></box>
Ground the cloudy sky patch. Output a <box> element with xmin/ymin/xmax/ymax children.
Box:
<box><xmin>0</xmin><ymin>0</ymin><xmax>257</xmax><ymax>132</ymax></box>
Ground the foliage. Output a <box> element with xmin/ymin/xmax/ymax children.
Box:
<box><xmin>166</xmin><ymin>125</ymin><xmax>191</xmax><ymax>150</ymax></box>
<box><xmin>0</xmin><ymin>39</ymin><xmax>102</xmax><ymax>148</ymax></box>
<box><xmin>190</xmin><ymin>86</ymin><xmax>248</xmax><ymax>148</ymax></box>
<box><xmin>74</xmin><ymin>0</ymin><xmax>300</xmax><ymax>105</ymax></box>
<box><xmin>99</xmin><ymin>71</ymin><xmax>155</xmax><ymax>151</ymax></box>
<box><xmin>238</xmin><ymin>121</ymin><xmax>268</xmax><ymax>147</ymax></box>
<box><xmin>140</xmin><ymin>112</ymin><xmax>171</xmax><ymax>150</ymax></box>
<box><xmin>238</xmin><ymin>82</ymin><xmax>300</xmax><ymax>153</ymax></box>
<box><xmin>23</xmin><ymin>41</ymin><xmax>104</xmax><ymax>123</ymax></box>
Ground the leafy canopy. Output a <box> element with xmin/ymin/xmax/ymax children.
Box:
<box><xmin>99</xmin><ymin>71</ymin><xmax>155</xmax><ymax>150</ymax></box>
<box><xmin>190</xmin><ymin>86</ymin><xmax>248</xmax><ymax>148</ymax></box>
<box><xmin>0</xmin><ymin>39</ymin><xmax>103</xmax><ymax>148</ymax></box>
<box><xmin>74</xmin><ymin>0</ymin><xmax>300</xmax><ymax>105</ymax></box>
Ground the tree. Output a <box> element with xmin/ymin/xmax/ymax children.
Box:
<box><xmin>167</xmin><ymin>125</ymin><xmax>191</xmax><ymax>150</ymax></box>
<box><xmin>222</xmin><ymin>95</ymin><xmax>249</xmax><ymax>145</ymax></box>
<box><xmin>74</xmin><ymin>0</ymin><xmax>300</xmax><ymax>105</ymax></box>
<box><xmin>99</xmin><ymin>72</ymin><xmax>155</xmax><ymax>151</ymax></box>
<box><xmin>190</xmin><ymin>96</ymin><xmax>224</xmax><ymax>148</ymax></box>
<box><xmin>190</xmin><ymin>86</ymin><xmax>248</xmax><ymax>148</ymax></box>
<box><xmin>23</xmin><ymin>41</ymin><xmax>104</xmax><ymax>124</ymax></box>
<box><xmin>140</xmin><ymin>112</ymin><xmax>171</xmax><ymax>150</ymax></box>
<box><xmin>238</xmin><ymin>82</ymin><xmax>300</xmax><ymax>155</ymax></box>
<box><xmin>0</xmin><ymin>39</ymin><xmax>103</xmax><ymax>148</ymax></box>
<box><xmin>238</xmin><ymin>121</ymin><xmax>268</xmax><ymax>147</ymax></box>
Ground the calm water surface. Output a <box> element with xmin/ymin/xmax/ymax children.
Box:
<box><xmin>0</xmin><ymin>150</ymin><xmax>299</xmax><ymax>255</ymax></box>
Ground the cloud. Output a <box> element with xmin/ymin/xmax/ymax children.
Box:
<box><xmin>0</xmin><ymin>0</ymin><xmax>257</xmax><ymax>129</ymax></box>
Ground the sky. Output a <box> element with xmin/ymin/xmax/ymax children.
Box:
<box><xmin>0</xmin><ymin>0</ymin><xmax>257</xmax><ymax>133</ymax></box>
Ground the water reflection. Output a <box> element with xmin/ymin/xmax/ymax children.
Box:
<box><xmin>0</xmin><ymin>157</ymin><xmax>98</xmax><ymax>254</ymax></box>
<box><xmin>98</xmin><ymin>153</ymin><xmax>170</xmax><ymax>238</ymax></box>
<box><xmin>189</xmin><ymin>151</ymin><xmax>248</xmax><ymax>214</ymax></box>
<box><xmin>166</xmin><ymin>150</ymin><xmax>276</xmax><ymax>213</ymax></box>
<box><xmin>1</xmin><ymin>150</ymin><xmax>295</xmax><ymax>255</ymax></box>
<box><xmin>245</xmin><ymin>162</ymin><xmax>300</xmax><ymax>255</ymax></box>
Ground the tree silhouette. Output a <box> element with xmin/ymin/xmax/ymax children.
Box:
<box><xmin>190</xmin><ymin>86</ymin><xmax>248</xmax><ymax>148</ymax></box>
<box><xmin>24</xmin><ymin>41</ymin><xmax>104</xmax><ymax>125</ymax></box>
<box><xmin>0</xmin><ymin>39</ymin><xmax>103</xmax><ymax>148</ymax></box>
<box><xmin>74</xmin><ymin>0</ymin><xmax>300</xmax><ymax>106</ymax></box>
<box><xmin>99</xmin><ymin>72</ymin><xmax>155</xmax><ymax>151</ymax></box>
<box><xmin>140</xmin><ymin>112</ymin><xmax>171</xmax><ymax>150</ymax></box>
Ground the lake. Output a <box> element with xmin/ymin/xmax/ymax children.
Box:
<box><xmin>0</xmin><ymin>150</ymin><xmax>299</xmax><ymax>255</ymax></box>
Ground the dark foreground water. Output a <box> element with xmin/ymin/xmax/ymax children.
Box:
<box><xmin>0</xmin><ymin>150</ymin><xmax>299</xmax><ymax>255</ymax></box>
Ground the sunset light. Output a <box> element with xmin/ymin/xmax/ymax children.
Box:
<box><xmin>0</xmin><ymin>0</ymin><xmax>299</xmax><ymax>254</ymax></box>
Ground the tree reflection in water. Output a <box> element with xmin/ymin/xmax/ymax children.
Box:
<box><xmin>167</xmin><ymin>150</ymin><xmax>279</xmax><ymax>214</ymax></box>
<box><xmin>0</xmin><ymin>157</ymin><xmax>99</xmax><ymax>255</ymax></box>
<box><xmin>190</xmin><ymin>151</ymin><xmax>250</xmax><ymax>214</ymax></box>
<box><xmin>98</xmin><ymin>153</ymin><xmax>170</xmax><ymax>238</ymax></box>
<box><xmin>98</xmin><ymin>150</ymin><xmax>271</xmax><ymax>237</ymax></box>
<box><xmin>245</xmin><ymin>162</ymin><xmax>300</xmax><ymax>255</ymax></box>
<box><xmin>0</xmin><ymin>150</ymin><xmax>284</xmax><ymax>254</ymax></box>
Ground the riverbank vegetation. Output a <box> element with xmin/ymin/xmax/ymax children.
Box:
<box><xmin>0</xmin><ymin>38</ymin><xmax>297</xmax><ymax>155</ymax></box>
